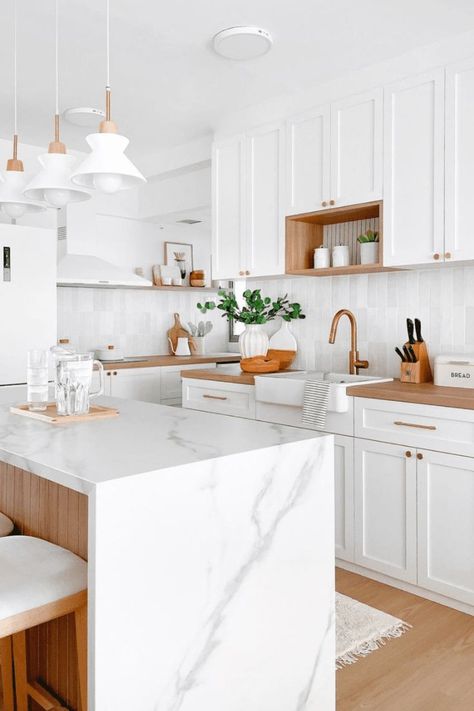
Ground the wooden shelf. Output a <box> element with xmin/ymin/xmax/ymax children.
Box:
<box><xmin>287</xmin><ymin>264</ymin><xmax>400</xmax><ymax>277</ymax></box>
<box><xmin>57</xmin><ymin>283</ymin><xmax>220</xmax><ymax>292</ymax></box>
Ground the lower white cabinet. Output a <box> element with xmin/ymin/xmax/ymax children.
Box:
<box><xmin>106</xmin><ymin>367</ymin><xmax>161</xmax><ymax>403</ymax></box>
<box><xmin>334</xmin><ymin>435</ymin><xmax>354</xmax><ymax>563</ymax></box>
<box><xmin>418</xmin><ymin>449</ymin><xmax>474</xmax><ymax>606</ymax></box>
<box><xmin>182</xmin><ymin>378</ymin><xmax>256</xmax><ymax>419</ymax></box>
<box><xmin>354</xmin><ymin>438</ymin><xmax>417</xmax><ymax>583</ymax></box>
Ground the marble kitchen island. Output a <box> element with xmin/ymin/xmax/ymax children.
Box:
<box><xmin>0</xmin><ymin>397</ymin><xmax>335</xmax><ymax>711</ymax></box>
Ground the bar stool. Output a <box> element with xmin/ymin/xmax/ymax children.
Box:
<box><xmin>0</xmin><ymin>512</ymin><xmax>13</xmax><ymax>538</ymax></box>
<box><xmin>0</xmin><ymin>536</ymin><xmax>87</xmax><ymax>711</ymax></box>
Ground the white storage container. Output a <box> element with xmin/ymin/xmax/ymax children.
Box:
<box><xmin>434</xmin><ymin>354</ymin><xmax>474</xmax><ymax>388</ymax></box>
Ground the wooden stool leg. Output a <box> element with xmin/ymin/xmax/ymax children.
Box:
<box><xmin>0</xmin><ymin>636</ymin><xmax>15</xmax><ymax>711</ymax></box>
<box><xmin>74</xmin><ymin>605</ymin><xmax>88</xmax><ymax>711</ymax></box>
<box><xmin>12</xmin><ymin>631</ymin><xmax>28</xmax><ymax>711</ymax></box>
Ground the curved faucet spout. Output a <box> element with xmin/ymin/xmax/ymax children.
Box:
<box><xmin>328</xmin><ymin>309</ymin><xmax>369</xmax><ymax>375</ymax></box>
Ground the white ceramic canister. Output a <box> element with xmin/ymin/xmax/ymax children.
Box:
<box><xmin>314</xmin><ymin>246</ymin><xmax>330</xmax><ymax>269</ymax></box>
<box><xmin>332</xmin><ymin>245</ymin><xmax>350</xmax><ymax>268</ymax></box>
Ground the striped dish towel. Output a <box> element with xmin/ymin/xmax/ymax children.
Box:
<box><xmin>302</xmin><ymin>379</ymin><xmax>331</xmax><ymax>429</ymax></box>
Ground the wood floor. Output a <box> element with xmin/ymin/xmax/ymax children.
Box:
<box><xmin>336</xmin><ymin>569</ymin><xmax>474</xmax><ymax>711</ymax></box>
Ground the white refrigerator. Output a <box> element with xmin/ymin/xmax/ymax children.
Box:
<box><xmin>0</xmin><ymin>224</ymin><xmax>57</xmax><ymax>403</ymax></box>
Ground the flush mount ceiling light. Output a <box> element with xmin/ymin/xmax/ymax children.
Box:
<box><xmin>63</xmin><ymin>107</ymin><xmax>105</xmax><ymax>127</ymax></box>
<box><xmin>24</xmin><ymin>0</ymin><xmax>91</xmax><ymax>208</ymax></box>
<box><xmin>213</xmin><ymin>26</ymin><xmax>273</xmax><ymax>60</ymax></box>
<box><xmin>0</xmin><ymin>0</ymin><xmax>44</xmax><ymax>219</ymax></box>
<box><xmin>71</xmin><ymin>0</ymin><xmax>146</xmax><ymax>194</ymax></box>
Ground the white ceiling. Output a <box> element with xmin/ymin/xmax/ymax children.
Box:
<box><xmin>1</xmin><ymin>0</ymin><xmax>474</xmax><ymax>172</ymax></box>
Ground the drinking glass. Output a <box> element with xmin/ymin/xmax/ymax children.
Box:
<box><xmin>56</xmin><ymin>353</ymin><xmax>104</xmax><ymax>416</ymax></box>
<box><xmin>27</xmin><ymin>349</ymin><xmax>49</xmax><ymax>412</ymax></box>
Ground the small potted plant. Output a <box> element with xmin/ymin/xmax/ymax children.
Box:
<box><xmin>357</xmin><ymin>229</ymin><xmax>379</xmax><ymax>265</ymax></box>
<box><xmin>198</xmin><ymin>290</ymin><xmax>305</xmax><ymax>358</ymax></box>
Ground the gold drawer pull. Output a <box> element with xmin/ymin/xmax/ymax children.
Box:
<box><xmin>393</xmin><ymin>421</ymin><xmax>437</xmax><ymax>431</ymax></box>
<box><xmin>203</xmin><ymin>394</ymin><xmax>228</xmax><ymax>401</ymax></box>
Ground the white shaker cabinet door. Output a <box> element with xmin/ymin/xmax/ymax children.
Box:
<box><xmin>286</xmin><ymin>105</ymin><xmax>330</xmax><ymax>215</ymax></box>
<box><xmin>334</xmin><ymin>435</ymin><xmax>354</xmax><ymax>563</ymax></box>
<box><xmin>245</xmin><ymin>123</ymin><xmax>285</xmax><ymax>277</ymax></box>
<box><xmin>354</xmin><ymin>438</ymin><xmax>417</xmax><ymax>583</ymax></box>
<box><xmin>417</xmin><ymin>449</ymin><xmax>474</xmax><ymax>606</ymax></box>
<box><xmin>109</xmin><ymin>367</ymin><xmax>161</xmax><ymax>404</ymax></box>
<box><xmin>330</xmin><ymin>88</ymin><xmax>383</xmax><ymax>207</ymax></box>
<box><xmin>383</xmin><ymin>69</ymin><xmax>445</xmax><ymax>266</ymax></box>
<box><xmin>212</xmin><ymin>136</ymin><xmax>246</xmax><ymax>280</ymax></box>
<box><xmin>445</xmin><ymin>58</ymin><xmax>474</xmax><ymax>263</ymax></box>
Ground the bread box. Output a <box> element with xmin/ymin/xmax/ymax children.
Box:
<box><xmin>434</xmin><ymin>354</ymin><xmax>474</xmax><ymax>388</ymax></box>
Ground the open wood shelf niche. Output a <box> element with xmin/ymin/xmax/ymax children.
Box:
<box><xmin>285</xmin><ymin>200</ymin><xmax>398</xmax><ymax>277</ymax></box>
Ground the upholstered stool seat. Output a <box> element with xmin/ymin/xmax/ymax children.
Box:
<box><xmin>0</xmin><ymin>536</ymin><xmax>88</xmax><ymax>711</ymax></box>
<box><xmin>0</xmin><ymin>512</ymin><xmax>13</xmax><ymax>537</ymax></box>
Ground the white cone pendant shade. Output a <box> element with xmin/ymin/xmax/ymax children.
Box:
<box><xmin>71</xmin><ymin>132</ymin><xmax>146</xmax><ymax>193</ymax></box>
<box><xmin>24</xmin><ymin>153</ymin><xmax>90</xmax><ymax>207</ymax></box>
<box><xmin>0</xmin><ymin>169</ymin><xmax>44</xmax><ymax>218</ymax></box>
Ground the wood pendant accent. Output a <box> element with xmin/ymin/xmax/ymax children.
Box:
<box><xmin>0</xmin><ymin>463</ymin><xmax>87</xmax><ymax>711</ymax></box>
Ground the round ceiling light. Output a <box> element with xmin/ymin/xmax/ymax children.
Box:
<box><xmin>213</xmin><ymin>26</ymin><xmax>273</xmax><ymax>60</ymax></box>
<box><xmin>63</xmin><ymin>107</ymin><xmax>105</xmax><ymax>127</ymax></box>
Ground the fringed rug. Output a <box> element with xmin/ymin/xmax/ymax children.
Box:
<box><xmin>336</xmin><ymin>592</ymin><xmax>411</xmax><ymax>669</ymax></box>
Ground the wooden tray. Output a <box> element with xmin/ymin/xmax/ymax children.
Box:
<box><xmin>10</xmin><ymin>403</ymin><xmax>119</xmax><ymax>424</ymax></box>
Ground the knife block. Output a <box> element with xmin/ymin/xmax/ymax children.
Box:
<box><xmin>400</xmin><ymin>341</ymin><xmax>433</xmax><ymax>384</ymax></box>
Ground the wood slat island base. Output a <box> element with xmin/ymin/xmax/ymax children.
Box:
<box><xmin>0</xmin><ymin>463</ymin><xmax>87</xmax><ymax>711</ymax></box>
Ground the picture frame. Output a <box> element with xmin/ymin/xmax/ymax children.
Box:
<box><xmin>164</xmin><ymin>242</ymin><xmax>194</xmax><ymax>282</ymax></box>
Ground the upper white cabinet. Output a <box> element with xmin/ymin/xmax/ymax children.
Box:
<box><xmin>330</xmin><ymin>89</ymin><xmax>383</xmax><ymax>207</ymax></box>
<box><xmin>286</xmin><ymin>105</ymin><xmax>330</xmax><ymax>215</ymax></box>
<box><xmin>445</xmin><ymin>58</ymin><xmax>474</xmax><ymax>263</ymax></box>
<box><xmin>212</xmin><ymin>123</ymin><xmax>284</xmax><ymax>280</ymax></box>
<box><xmin>383</xmin><ymin>69</ymin><xmax>445</xmax><ymax>266</ymax></box>
<box><xmin>286</xmin><ymin>88</ymin><xmax>383</xmax><ymax>215</ymax></box>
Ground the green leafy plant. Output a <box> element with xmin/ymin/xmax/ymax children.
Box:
<box><xmin>357</xmin><ymin>229</ymin><xmax>379</xmax><ymax>244</ymax></box>
<box><xmin>199</xmin><ymin>289</ymin><xmax>305</xmax><ymax>325</ymax></box>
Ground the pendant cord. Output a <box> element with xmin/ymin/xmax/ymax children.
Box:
<box><xmin>106</xmin><ymin>0</ymin><xmax>110</xmax><ymax>88</ymax></box>
<box><xmin>55</xmin><ymin>0</ymin><xmax>59</xmax><ymax>116</ymax></box>
<box><xmin>13</xmin><ymin>0</ymin><xmax>17</xmax><ymax>138</ymax></box>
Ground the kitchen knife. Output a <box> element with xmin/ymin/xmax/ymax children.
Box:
<box><xmin>395</xmin><ymin>347</ymin><xmax>406</xmax><ymax>362</ymax></box>
<box><xmin>415</xmin><ymin>318</ymin><xmax>423</xmax><ymax>343</ymax></box>
<box><xmin>408</xmin><ymin>345</ymin><xmax>418</xmax><ymax>363</ymax></box>
<box><xmin>406</xmin><ymin>318</ymin><xmax>416</xmax><ymax>345</ymax></box>
<box><xmin>402</xmin><ymin>345</ymin><xmax>412</xmax><ymax>362</ymax></box>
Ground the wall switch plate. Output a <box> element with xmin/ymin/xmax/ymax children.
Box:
<box><xmin>3</xmin><ymin>246</ymin><xmax>11</xmax><ymax>282</ymax></box>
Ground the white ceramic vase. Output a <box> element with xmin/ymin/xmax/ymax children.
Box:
<box><xmin>360</xmin><ymin>241</ymin><xmax>379</xmax><ymax>265</ymax></box>
<box><xmin>269</xmin><ymin>319</ymin><xmax>298</xmax><ymax>352</ymax></box>
<box><xmin>239</xmin><ymin>324</ymin><xmax>269</xmax><ymax>359</ymax></box>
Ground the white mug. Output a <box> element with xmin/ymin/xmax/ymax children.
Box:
<box><xmin>168</xmin><ymin>337</ymin><xmax>191</xmax><ymax>356</ymax></box>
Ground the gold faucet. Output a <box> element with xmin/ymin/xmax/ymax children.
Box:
<box><xmin>328</xmin><ymin>309</ymin><xmax>369</xmax><ymax>375</ymax></box>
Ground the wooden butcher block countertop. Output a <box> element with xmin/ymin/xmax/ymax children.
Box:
<box><xmin>181</xmin><ymin>364</ymin><xmax>301</xmax><ymax>386</ymax></box>
<box><xmin>102</xmin><ymin>354</ymin><xmax>240</xmax><ymax>370</ymax></box>
<box><xmin>349</xmin><ymin>379</ymin><xmax>474</xmax><ymax>410</ymax></box>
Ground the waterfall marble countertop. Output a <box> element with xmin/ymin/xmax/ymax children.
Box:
<box><xmin>0</xmin><ymin>396</ymin><xmax>330</xmax><ymax>494</ymax></box>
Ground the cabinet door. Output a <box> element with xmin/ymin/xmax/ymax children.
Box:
<box><xmin>418</xmin><ymin>450</ymin><xmax>474</xmax><ymax>605</ymax></box>
<box><xmin>246</xmin><ymin>123</ymin><xmax>285</xmax><ymax>277</ymax></box>
<box><xmin>383</xmin><ymin>69</ymin><xmax>445</xmax><ymax>266</ymax></box>
<box><xmin>330</xmin><ymin>88</ymin><xmax>383</xmax><ymax>207</ymax></box>
<box><xmin>110</xmin><ymin>368</ymin><xmax>161</xmax><ymax>403</ymax></box>
<box><xmin>334</xmin><ymin>435</ymin><xmax>354</xmax><ymax>563</ymax></box>
<box><xmin>286</xmin><ymin>105</ymin><xmax>330</xmax><ymax>215</ymax></box>
<box><xmin>354</xmin><ymin>439</ymin><xmax>417</xmax><ymax>582</ymax></box>
<box><xmin>212</xmin><ymin>136</ymin><xmax>245</xmax><ymax>279</ymax></box>
<box><xmin>445</xmin><ymin>58</ymin><xmax>474</xmax><ymax>262</ymax></box>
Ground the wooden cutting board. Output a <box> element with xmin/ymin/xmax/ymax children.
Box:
<box><xmin>167</xmin><ymin>313</ymin><xmax>191</xmax><ymax>354</ymax></box>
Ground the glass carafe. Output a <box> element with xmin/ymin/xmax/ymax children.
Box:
<box><xmin>56</xmin><ymin>353</ymin><xmax>104</xmax><ymax>416</ymax></box>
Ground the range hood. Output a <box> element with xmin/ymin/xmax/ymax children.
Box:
<box><xmin>56</xmin><ymin>205</ymin><xmax>152</xmax><ymax>287</ymax></box>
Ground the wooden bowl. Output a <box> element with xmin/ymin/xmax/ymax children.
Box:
<box><xmin>267</xmin><ymin>349</ymin><xmax>297</xmax><ymax>370</ymax></box>
<box><xmin>240</xmin><ymin>356</ymin><xmax>280</xmax><ymax>374</ymax></box>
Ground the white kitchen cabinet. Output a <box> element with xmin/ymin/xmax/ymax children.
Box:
<box><xmin>334</xmin><ymin>435</ymin><xmax>354</xmax><ymax>563</ymax></box>
<box><xmin>383</xmin><ymin>68</ymin><xmax>445</xmax><ymax>266</ymax></box>
<box><xmin>354</xmin><ymin>438</ymin><xmax>417</xmax><ymax>583</ymax></box>
<box><xmin>286</xmin><ymin>105</ymin><xmax>330</xmax><ymax>215</ymax></box>
<box><xmin>161</xmin><ymin>363</ymin><xmax>217</xmax><ymax>406</ymax></box>
<box><xmin>182</xmin><ymin>378</ymin><xmax>256</xmax><ymax>419</ymax></box>
<box><xmin>330</xmin><ymin>88</ymin><xmax>383</xmax><ymax>207</ymax></box>
<box><xmin>212</xmin><ymin>123</ymin><xmax>284</xmax><ymax>279</ymax></box>
<box><xmin>417</xmin><ymin>449</ymin><xmax>474</xmax><ymax>606</ymax></box>
<box><xmin>107</xmin><ymin>367</ymin><xmax>161</xmax><ymax>403</ymax></box>
<box><xmin>445</xmin><ymin>58</ymin><xmax>474</xmax><ymax>263</ymax></box>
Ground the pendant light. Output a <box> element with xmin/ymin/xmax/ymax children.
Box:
<box><xmin>0</xmin><ymin>0</ymin><xmax>44</xmax><ymax>219</ymax></box>
<box><xmin>71</xmin><ymin>0</ymin><xmax>146</xmax><ymax>193</ymax></box>
<box><xmin>24</xmin><ymin>0</ymin><xmax>90</xmax><ymax>208</ymax></box>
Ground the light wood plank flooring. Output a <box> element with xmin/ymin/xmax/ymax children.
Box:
<box><xmin>336</xmin><ymin>569</ymin><xmax>474</xmax><ymax>711</ymax></box>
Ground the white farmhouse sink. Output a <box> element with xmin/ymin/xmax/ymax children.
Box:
<box><xmin>255</xmin><ymin>371</ymin><xmax>393</xmax><ymax>413</ymax></box>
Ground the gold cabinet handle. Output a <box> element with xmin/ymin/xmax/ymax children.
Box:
<box><xmin>321</xmin><ymin>201</ymin><xmax>328</xmax><ymax>207</ymax></box>
<box><xmin>445</xmin><ymin>252</ymin><xmax>452</xmax><ymax>260</ymax></box>
<box><xmin>329</xmin><ymin>199</ymin><xmax>335</xmax><ymax>206</ymax></box>
<box><xmin>433</xmin><ymin>253</ymin><xmax>440</xmax><ymax>261</ymax></box>
<box><xmin>405</xmin><ymin>450</ymin><xmax>412</xmax><ymax>458</ymax></box>
<box><xmin>203</xmin><ymin>394</ymin><xmax>228</xmax><ymax>401</ymax></box>
<box><xmin>239</xmin><ymin>270</ymin><xmax>244</xmax><ymax>276</ymax></box>
<box><xmin>106</xmin><ymin>372</ymin><xmax>111</xmax><ymax>377</ymax></box>
<box><xmin>394</xmin><ymin>421</ymin><xmax>437</xmax><ymax>431</ymax></box>
<box><xmin>417</xmin><ymin>452</ymin><xmax>424</xmax><ymax>460</ymax></box>
<box><xmin>245</xmin><ymin>270</ymin><xmax>250</xmax><ymax>276</ymax></box>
